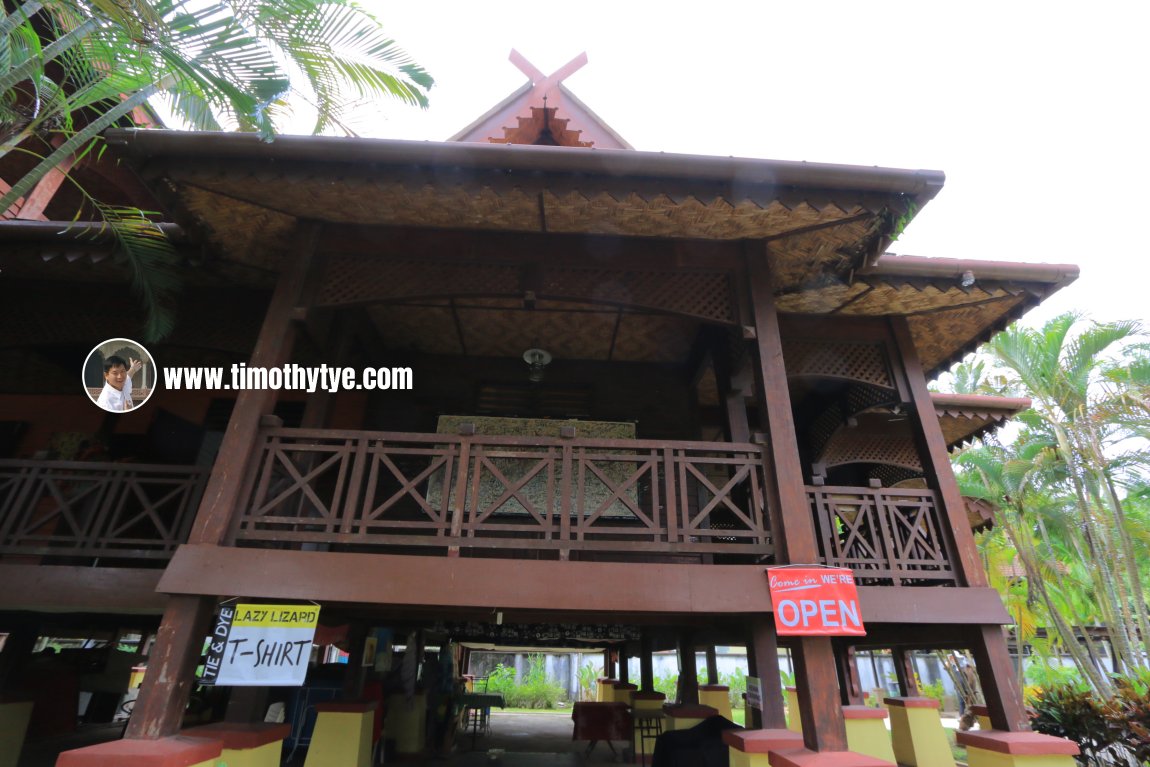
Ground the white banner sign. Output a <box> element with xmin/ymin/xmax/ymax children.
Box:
<box><xmin>746</xmin><ymin>676</ymin><xmax>763</xmax><ymax>710</ymax></box>
<box><xmin>201</xmin><ymin>603</ymin><xmax>319</xmax><ymax>686</ymax></box>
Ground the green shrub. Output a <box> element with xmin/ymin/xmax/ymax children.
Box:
<box><xmin>1029</xmin><ymin>678</ymin><xmax>1146</xmax><ymax>766</ymax></box>
<box><xmin>577</xmin><ymin>662</ymin><xmax>599</xmax><ymax>701</ymax></box>
<box><xmin>485</xmin><ymin>656</ymin><xmax>566</xmax><ymax>709</ymax></box>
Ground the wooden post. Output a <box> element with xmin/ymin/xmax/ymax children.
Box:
<box><xmin>970</xmin><ymin>625</ymin><xmax>1028</xmax><ymax>731</ymax></box>
<box><xmin>838</xmin><ymin>646</ymin><xmax>866</xmax><ymax>705</ymax></box>
<box><xmin>889</xmin><ymin>316</ymin><xmax>986</xmax><ymax>588</ymax></box>
<box><xmin>188</xmin><ymin>221</ymin><xmax>324</xmax><ymax>546</ymax></box>
<box><xmin>603</xmin><ymin>647</ymin><xmax>613</xmax><ymax>679</ymax></box>
<box><xmin>124</xmin><ymin>596</ymin><xmax>217</xmax><ymax>739</ymax></box>
<box><xmin>619</xmin><ymin>644</ymin><xmax>630</xmax><ymax>685</ymax></box>
<box><xmin>705</xmin><ymin>646</ymin><xmax>719</xmax><ymax>685</ymax></box>
<box><xmin>640</xmin><ymin>630</ymin><xmax>655</xmax><ymax>693</ymax></box>
<box><xmin>892</xmin><ymin>648</ymin><xmax>920</xmax><ymax>698</ymax></box>
<box><xmin>747</xmin><ymin>246</ymin><xmax>847</xmax><ymax>752</ymax></box>
<box><xmin>678</xmin><ymin>633</ymin><xmax>699</xmax><ymax>705</ymax></box>
<box><xmin>751</xmin><ymin>616</ymin><xmax>787</xmax><ymax>729</ymax></box>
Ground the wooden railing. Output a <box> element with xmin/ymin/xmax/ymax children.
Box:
<box><xmin>808</xmin><ymin>484</ymin><xmax>957</xmax><ymax>586</ymax></box>
<box><xmin>229</xmin><ymin>428</ymin><xmax>773</xmax><ymax>561</ymax></box>
<box><xmin>0</xmin><ymin>460</ymin><xmax>206</xmax><ymax>562</ymax></box>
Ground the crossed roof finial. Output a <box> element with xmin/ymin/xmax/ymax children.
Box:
<box><xmin>509</xmin><ymin>49</ymin><xmax>588</xmax><ymax>108</ymax></box>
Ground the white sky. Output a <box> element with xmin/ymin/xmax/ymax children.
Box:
<box><xmin>324</xmin><ymin>1</ymin><xmax>1150</xmax><ymax>332</ymax></box>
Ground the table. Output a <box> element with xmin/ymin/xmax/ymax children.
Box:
<box><xmin>571</xmin><ymin>701</ymin><xmax>632</xmax><ymax>758</ymax></box>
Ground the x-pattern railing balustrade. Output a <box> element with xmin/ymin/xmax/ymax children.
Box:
<box><xmin>807</xmin><ymin>484</ymin><xmax>957</xmax><ymax>586</ymax></box>
<box><xmin>230</xmin><ymin>428</ymin><xmax>773</xmax><ymax>560</ymax></box>
<box><xmin>0</xmin><ymin>460</ymin><xmax>205</xmax><ymax>562</ymax></box>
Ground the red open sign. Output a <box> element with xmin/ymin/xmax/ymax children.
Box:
<box><xmin>766</xmin><ymin>567</ymin><xmax>866</xmax><ymax>636</ymax></box>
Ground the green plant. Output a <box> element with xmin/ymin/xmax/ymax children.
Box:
<box><xmin>1029</xmin><ymin>680</ymin><xmax>1143</xmax><ymax>766</ymax></box>
<box><xmin>577</xmin><ymin>662</ymin><xmax>599</xmax><ymax>702</ymax></box>
<box><xmin>653</xmin><ymin>670</ymin><xmax>678</xmax><ymax>701</ymax></box>
<box><xmin>485</xmin><ymin>656</ymin><xmax>565</xmax><ymax>709</ymax></box>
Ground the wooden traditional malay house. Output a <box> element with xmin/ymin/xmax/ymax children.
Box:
<box><xmin>0</xmin><ymin>53</ymin><xmax>1082</xmax><ymax>766</ymax></box>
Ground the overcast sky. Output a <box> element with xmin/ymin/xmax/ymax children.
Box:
<box><xmin>336</xmin><ymin>1</ymin><xmax>1149</xmax><ymax>332</ymax></box>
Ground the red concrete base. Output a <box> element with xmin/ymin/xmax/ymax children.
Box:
<box><xmin>767</xmin><ymin>748</ymin><xmax>895</xmax><ymax>767</ymax></box>
<box><xmin>842</xmin><ymin>706</ymin><xmax>888</xmax><ymax>720</ymax></box>
<box><xmin>884</xmin><ymin>697</ymin><xmax>939</xmax><ymax>709</ymax></box>
<box><xmin>723</xmin><ymin>728</ymin><xmax>804</xmax><ymax>753</ymax></box>
<box><xmin>956</xmin><ymin>731</ymin><xmax>1080</xmax><ymax>756</ymax></box>
<box><xmin>181</xmin><ymin>722</ymin><xmax>291</xmax><ymax>750</ymax></box>
<box><xmin>56</xmin><ymin>736</ymin><xmax>221</xmax><ymax>767</ymax></box>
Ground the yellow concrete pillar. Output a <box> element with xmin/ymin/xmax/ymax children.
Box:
<box><xmin>699</xmin><ymin>684</ymin><xmax>732</xmax><ymax>719</ymax></box>
<box><xmin>956</xmin><ymin>730</ymin><xmax>1080</xmax><ymax>767</ymax></box>
<box><xmin>785</xmin><ymin>687</ymin><xmax>802</xmax><ymax>733</ymax></box>
<box><xmin>305</xmin><ymin>701</ymin><xmax>375</xmax><ymax>767</ymax></box>
<box><xmin>597</xmin><ymin>677</ymin><xmax>618</xmax><ymax>702</ymax></box>
<box><xmin>884</xmin><ymin>697</ymin><xmax>954</xmax><ymax>767</ymax></box>
<box><xmin>664</xmin><ymin>703</ymin><xmax>717</xmax><ymax>731</ymax></box>
<box><xmin>631</xmin><ymin>691</ymin><xmax>666</xmax><ymax>762</ymax></box>
<box><xmin>0</xmin><ymin>702</ymin><xmax>33</xmax><ymax>767</ymax></box>
<box><xmin>56</xmin><ymin>736</ymin><xmax>222</xmax><ymax>767</ymax></box>
<box><xmin>971</xmin><ymin>704</ymin><xmax>992</xmax><ymax>731</ymax></box>
<box><xmin>723</xmin><ymin>727</ymin><xmax>803</xmax><ymax>767</ymax></box>
<box><xmin>612</xmin><ymin>681</ymin><xmax>637</xmax><ymax>706</ymax></box>
<box><xmin>183</xmin><ymin>722</ymin><xmax>292</xmax><ymax>767</ymax></box>
<box><xmin>767</xmin><ymin>747</ymin><xmax>898</xmax><ymax>767</ymax></box>
<box><xmin>384</xmin><ymin>691</ymin><xmax>426</xmax><ymax>757</ymax></box>
<box><xmin>843</xmin><ymin>705</ymin><xmax>896</xmax><ymax>763</ymax></box>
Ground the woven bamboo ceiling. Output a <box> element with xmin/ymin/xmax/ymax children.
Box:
<box><xmin>105</xmin><ymin>130</ymin><xmax>1077</xmax><ymax>374</ymax></box>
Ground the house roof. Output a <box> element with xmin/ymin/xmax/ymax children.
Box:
<box><xmin>449</xmin><ymin>51</ymin><xmax>632</xmax><ymax>149</ymax></box>
<box><xmin>102</xmin><ymin>128</ymin><xmax>1077</xmax><ymax>376</ymax></box>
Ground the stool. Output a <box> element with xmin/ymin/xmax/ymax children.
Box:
<box><xmin>633</xmin><ymin>710</ymin><xmax>665</xmax><ymax>765</ymax></box>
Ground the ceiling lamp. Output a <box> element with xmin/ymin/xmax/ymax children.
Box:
<box><xmin>523</xmin><ymin>348</ymin><xmax>552</xmax><ymax>382</ymax></box>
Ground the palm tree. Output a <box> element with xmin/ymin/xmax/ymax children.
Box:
<box><xmin>1</xmin><ymin>0</ymin><xmax>432</xmax><ymax>338</ymax></box>
<box><xmin>957</xmin><ymin>314</ymin><xmax>1150</xmax><ymax>691</ymax></box>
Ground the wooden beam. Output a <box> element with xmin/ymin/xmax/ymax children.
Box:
<box><xmin>748</xmin><ymin>243</ymin><xmax>846</xmax><ymax>752</ymax></box>
<box><xmin>889</xmin><ymin>316</ymin><xmax>987</xmax><ymax>587</ymax></box>
<box><xmin>16</xmin><ymin>155</ymin><xmax>76</xmax><ymax>221</ymax></box>
<box><xmin>124</xmin><ymin>595</ymin><xmax>216</xmax><ymax>739</ymax></box>
<box><xmin>892</xmin><ymin>647</ymin><xmax>919</xmax><ymax>697</ymax></box>
<box><xmin>188</xmin><ymin>221</ymin><xmax>323</xmax><ymax>545</ymax></box>
<box><xmin>792</xmin><ymin>638</ymin><xmax>848</xmax><ymax>751</ymax></box>
<box><xmin>678</xmin><ymin>632</ymin><xmax>699</xmax><ymax>705</ymax></box>
<box><xmin>640</xmin><ymin>629</ymin><xmax>654</xmax><ymax>692</ymax></box>
<box><xmin>750</xmin><ymin>616</ymin><xmax>787</xmax><ymax>729</ymax></box>
<box><xmin>970</xmin><ymin>624</ymin><xmax>1028</xmax><ymax>731</ymax></box>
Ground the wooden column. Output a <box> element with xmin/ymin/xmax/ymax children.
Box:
<box><xmin>892</xmin><ymin>648</ymin><xmax>920</xmax><ymax>698</ymax></box>
<box><xmin>747</xmin><ymin>247</ymin><xmax>847</xmax><ymax>752</ymax></box>
<box><xmin>705</xmin><ymin>646</ymin><xmax>719</xmax><ymax>685</ymax></box>
<box><xmin>889</xmin><ymin>316</ymin><xmax>986</xmax><ymax>588</ymax></box>
<box><xmin>619</xmin><ymin>644</ymin><xmax>630</xmax><ymax>685</ymax></box>
<box><xmin>750</xmin><ymin>616</ymin><xmax>787</xmax><ymax>729</ymax></box>
<box><xmin>188</xmin><ymin>221</ymin><xmax>324</xmax><ymax>546</ymax></box>
<box><xmin>603</xmin><ymin>647</ymin><xmax>614</xmax><ymax>678</ymax></box>
<box><xmin>678</xmin><ymin>633</ymin><xmax>699</xmax><ymax>705</ymax></box>
<box><xmin>970</xmin><ymin>625</ymin><xmax>1028</xmax><ymax>731</ymax></box>
<box><xmin>125</xmin><ymin>223</ymin><xmax>324</xmax><ymax>741</ymax></box>
<box><xmin>838</xmin><ymin>646</ymin><xmax>866</xmax><ymax>705</ymax></box>
<box><xmin>124</xmin><ymin>596</ymin><xmax>216</xmax><ymax>739</ymax></box>
<box><xmin>640</xmin><ymin>630</ymin><xmax>655</xmax><ymax>693</ymax></box>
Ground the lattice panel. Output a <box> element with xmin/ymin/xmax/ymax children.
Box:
<box><xmin>820</xmin><ymin>429</ymin><xmax>922</xmax><ymax>471</ymax></box>
<box><xmin>782</xmin><ymin>339</ymin><xmax>893</xmax><ymax>388</ymax></box>
<box><xmin>848</xmin><ymin>384</ymin><xmax>898</xmax><ymax>413</ymax></box>
<box><xmin>542</xmin><ymin>267</ymin><xmax>735</xmax><ymax>324</ymax></box>
<box><xmin>319</xmin><ymin>257</ymin><xmax>521</xmax><ymax>306</ymax></box>
<box><xmin>870</xmin><ymin>465</ymin><xmax>924</xmax><ymax>487</ymax></box>
<box><xmin>909</xmin><ymin>298</ymin><xmax>1025</xmax><ymax>374</ymax></box>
